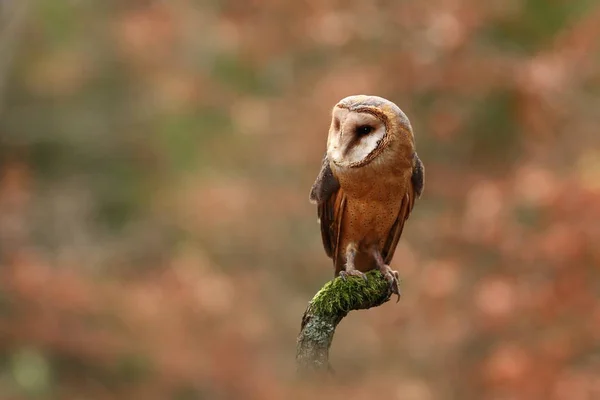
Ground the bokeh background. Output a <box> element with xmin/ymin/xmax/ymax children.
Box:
<box><xmin>1</xmin><ymin>0</ymin><xmax>600</xmax><ymax>399</ymax></box>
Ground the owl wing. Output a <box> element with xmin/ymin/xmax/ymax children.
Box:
<box><xmin>381</xmin><ymin>153</ymin><xmax>425</xmax><ymax>264</ymax></box>
<box><xmin>309</xmin><ymin>153</ymin><xmax>345</xmax><ymax>260</ymax></box>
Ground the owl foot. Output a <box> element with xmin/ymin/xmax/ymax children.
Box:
<box><xmin>339</xmin><ymin>269</ymin><xmax>368</xmax><ymax>282</ymax></box>
<box><xmin>339</xmin><ymin>243</ymin><xmax>366</xmax><ymax>282</ymax></box>
<box><xmin>379</xmin><ymin>264</ymin><xmax>401</xmax><ymax>302</ymax></box>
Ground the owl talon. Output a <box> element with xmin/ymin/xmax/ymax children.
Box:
<box><xmin>380</xmin><ymin>265</ymin><xmax>401</xmax><ymax>302</ymax></box>
<box><xmin>339</xmin><ymin>269</ymin><xmax>368</xmax><ymax>282</ymax></box>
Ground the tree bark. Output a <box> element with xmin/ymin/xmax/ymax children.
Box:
<box><xmin>295</xmin><ymin>270</ymin><xmax>393</xmax><ymax>375</ymax></box>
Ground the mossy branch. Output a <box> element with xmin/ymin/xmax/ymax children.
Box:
<box><xmin>295</xmin><ymin>270</ymin><xmax>393</xmax><ymax>375</ymax></box>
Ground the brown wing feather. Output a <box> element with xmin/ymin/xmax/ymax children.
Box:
<box><xmin>310</xmin><ymin>153</ymin><xmax>344</xmax><ymax>260</ymax></box>
<box><xmin>382</xmin><ymin>153</ymin><xmax>424</xmax><ymax>264</ymax></box>
<box><xmin>331</xmin><ymin>192</ymin><xmax>346</xmax><ymax>270</ymax></box>
<box><xmin>381</xmin><ymin>186</ymin><xmax>415</xmax><ymax>264</ymax></box>
<box><xmin>316</xmin><ymin>189</ymin><xmax>345</xmax><ymax>259</ymax></box>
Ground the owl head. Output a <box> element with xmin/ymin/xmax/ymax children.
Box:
<box><xmin>326</xmin><ymin>95</ymin><xmax>414</xmax><ymax>168</ymax></box>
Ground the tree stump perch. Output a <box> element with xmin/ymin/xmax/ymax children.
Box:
<box><xmin>295</xmin><ymin>270</ymin><xmax>394</xmax><ymax>375</ymax></box>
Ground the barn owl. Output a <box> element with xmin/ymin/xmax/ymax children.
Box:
<box><xmin>309</xmin><ymin>95</ymin><xmax>424</xmax><ymax>300</ymax></box>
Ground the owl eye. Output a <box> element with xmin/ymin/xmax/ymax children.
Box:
<box><xmin>356</xmin><ymin>125</ymin><xmax>373</xmax><ymax>136</ymax></box>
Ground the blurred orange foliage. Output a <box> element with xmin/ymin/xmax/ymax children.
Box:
<box><xmin>0</xmin><ymin>0</ymin><xmax>599</xmax><ymax>399</ymax></box>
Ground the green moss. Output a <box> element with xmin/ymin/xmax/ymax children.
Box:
<box><xmin>296</xmin><ymin>270</ymin><xmax>394</xmax><ymax>372</ymax></box>
<box><xmin>308</xmin><ymin>270</ymin><xmax>393</xmax><ymax>319</ymax></box>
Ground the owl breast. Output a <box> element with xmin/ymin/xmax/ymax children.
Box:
<box><xmin>333</xmin><ymin>163</ymin><xmax>412</xmax><ymax>273</ymax></box>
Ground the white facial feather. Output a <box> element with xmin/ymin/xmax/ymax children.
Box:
<box><xmin>327</xmin><ymin>111</ymin><xmax>386</xmax><ymax>167</ymax></box>
<box><xmin>343</xmin><ymin>125</ymin><xmax>385</xmax><ymax>165</ymax></box>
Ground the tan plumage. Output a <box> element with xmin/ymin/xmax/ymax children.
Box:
<box><xmin>310</xmin><ymin>95</ymin><xmax>424</xmax><ymax>299</ymax></box>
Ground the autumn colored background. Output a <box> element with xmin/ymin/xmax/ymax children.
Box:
<box><xmin>1</xmin><ymin>0</ymin><xmax>599</xmax><ymax>399</ymax></box>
